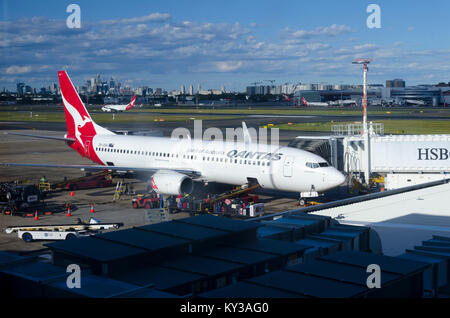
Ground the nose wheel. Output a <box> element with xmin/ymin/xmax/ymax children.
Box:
<box><xmin>298</xmin><ymin>198</ymin><xmax>307</xmax><ymax>207</ymax></box>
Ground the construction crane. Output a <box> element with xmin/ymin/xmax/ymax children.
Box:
<box><xmin>265</xmin><ymin>80</ymin><xmax>275</xmax><ymax>86</ymax></box>
<box><xmin>250</xmin><ymin>81</ymin><xmax>262</xmax><ymax>86</ymax></box>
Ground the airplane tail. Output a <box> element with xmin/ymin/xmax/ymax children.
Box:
<box><xmin>126</xmin><ymin>95</ymin><xmax>136</xmax><ymax>110</ymax></box>
<box><xmin>58</xmin><ymin>70</ymin><xmax>114</xmax><ymax>138</ymax></box>
<box><xmin>301</xmin><ymin>97</ymin><xmax>308</xmax><ymax>106</ymax></box>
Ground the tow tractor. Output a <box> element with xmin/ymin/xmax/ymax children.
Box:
<box><xmin>132</xmin><ymin>192</ymin><xmax>161</xmax><ymax>209</ymax></box>
<box><xmin>5</xmin><ymin>218</ymin><xmax>123</xmax><ymax>242</ymax></box>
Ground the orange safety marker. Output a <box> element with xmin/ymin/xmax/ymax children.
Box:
<box><xmin>67</xmin><ymin>206</ymin><xmax>72</xmax><ymax>217</ymax></box>
<box><xmin>34</xmin><ymin>210</ymin><xmax>39</xmax><ymax>220</ymax></box>
<box><xmin>90</xmin><ymin>203</ymin><xmax>95</xmax><ymax>213</ymax></box>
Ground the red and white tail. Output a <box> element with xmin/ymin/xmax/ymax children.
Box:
<box><xmin>301</xmin><ymin>97</ymin><xmax>308</xmax><ymax>106</ymax></box>
<box><xmin>126</xmin><ymin>95</ymin><xmax>136</xmax><ymax>110</ymax></box>
<box><xmin>58</xmin><ymin>71</ymin><xmax>113</xmax><ymax>137</ymax></box>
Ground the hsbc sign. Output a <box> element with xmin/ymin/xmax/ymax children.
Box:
<box><xmin>360</xmin><ymin>137</ymin><xmax>450</xmax><ymax>173</ymax></box>
<box><xmin>418</xmin><ymin>148</ymin><xmax>449</xmax><ymax>161</ymax></box>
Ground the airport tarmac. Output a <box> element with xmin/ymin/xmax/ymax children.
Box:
<box><xmin>0</xmin><ymin>129</ymin><xmax>313</xmax><ymax>253</ymax></box>
<box><xmin>0</xmin><ymin>106</ymin><xmax>368</xmax><ymax>254</ymax></box>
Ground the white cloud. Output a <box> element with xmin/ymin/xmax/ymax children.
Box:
<box><xmin>4</xmin><ymin>65</ymin><xmax>32</xmax><ymax>74</ymax></box>
<box><xmin>288</xmin><ymin>24</ymin><xmax>353</xmax><ymax>39</ymax></box>
<box><xmin>102</xmin><ymin>12</ymin><xmax>172</xmax><ymax>25</ymax></box>
<box><xmin>215</xmin><ymin>61</ymin><xmax>244</xmax><ymax>72</ymax></box>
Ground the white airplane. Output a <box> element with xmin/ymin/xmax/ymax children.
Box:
<box><xmin>101</xmin><ymin>95</ymin><xmax>136</xmax><ymax>112</ymax></box>
<box><xmin>2</xmin><ymin>71</ymin><xmax>345</xmax><ymax>201</ymax></box>
<box><xmin>301</xmin><ymin>97</ymin><xmax>329</xmax><ymax>107</ymax></box>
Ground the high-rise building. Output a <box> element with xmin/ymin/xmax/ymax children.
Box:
<box><xmin>386</xmin><ymin>79</ymin><xmax>405</xmax><ymax>88</ymax></box>
<box><xmin>189</xmin><ymin>85</ymin><xmax>194</xmax><ymax>95</ymax></box>
<box><xmin>181</xmin><ymin>85</ymin><xmax>185</xmax><ymax>94</ymax></box>
<box><xmin>16</xmin><ymin>83</ymin><xmax>25</xmax><ymax>95</ymax></box>
<box><xmin>197</xmin><ymin>84</ymin><xmax>201</xmax><ymax>94</ymax></box>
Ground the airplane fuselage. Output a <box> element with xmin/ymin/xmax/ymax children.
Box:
<box><xmin>101</xmin><ymin>105</ymin><xmax>129</xmax><ymax>112</ymax></box>
<box><xmin>89</xmin><ymin>135</ymin><xmax>345</xmax><ymax>193</ymax></box>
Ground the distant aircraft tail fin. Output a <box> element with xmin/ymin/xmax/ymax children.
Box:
<box><xmin>301</xmin><ymin>97</ymin><xmax>308</xmax><ymax>106</ymax></box>
<box><xmin>126</xmin><ymin>95</ymin><xmax>136</xmax><ymax>110</ymax></box>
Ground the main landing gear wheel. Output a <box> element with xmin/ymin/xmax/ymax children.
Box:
<box><xmin>299</xmin><ymin>198</ymin><xmax>307</xmax><ymax>207</ymax></box>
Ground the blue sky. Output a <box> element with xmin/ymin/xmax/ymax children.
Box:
<box><xmin>1</xmin><ymin>0</ymin><xmax>449</xmax><ymax>91</ymax></box>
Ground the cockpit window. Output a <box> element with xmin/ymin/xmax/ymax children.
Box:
<box><xmin>306</xmin><ymin>162</ymin><xmax>320</xmax><ymax>168</ymax></box>
<box><xmin>306</xmin><ymin>162</ymin><xmax>329</xmax><ymax>168</ymax></box>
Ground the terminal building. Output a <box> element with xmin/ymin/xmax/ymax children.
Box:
<box><xmin>292</xmin><ymin>86</ymin><xmax>447</xmax><ymax>107</ymax></box>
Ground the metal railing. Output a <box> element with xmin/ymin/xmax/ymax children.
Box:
<box><xmin>332</xmin><ymin>122</ymin><xmax>384</xmax><ymax>136</ymax></box>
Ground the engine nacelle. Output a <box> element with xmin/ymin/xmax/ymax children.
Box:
<box><xmin>151</xmin><ymin>171</ymin><xmax>194</xmax><ymax>195</ymax></box>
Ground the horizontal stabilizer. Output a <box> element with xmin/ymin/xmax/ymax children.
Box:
<box><xmin>5</xmin><ymin>132</ymin><xmax>76</xmax><ymax>142</ymax></box>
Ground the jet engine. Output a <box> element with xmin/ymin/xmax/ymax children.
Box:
<box><xmin>150</xmin><ymin>171</ymin><xmax>194</xmax><ymax>195</ymax></box>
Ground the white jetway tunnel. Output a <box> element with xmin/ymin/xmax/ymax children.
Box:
<box><xmin>290</xmin><ymin>132</ymin><xmax>450</xmax><ymax>190</ymax></box>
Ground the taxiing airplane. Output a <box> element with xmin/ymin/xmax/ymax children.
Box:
<box><xmin>2</xmin><ymin>71</ymin><xmax>345</xmax><ymax>199</ymax></box>
<box><xmin>301</xmin><ymin>97</ymin><xmax>329</xmax><ymax>107</ymax></box>
<box><xmin>101</xmin><ymin>95</ymin><xmax>136</xmax><ymax>112</ymax></box>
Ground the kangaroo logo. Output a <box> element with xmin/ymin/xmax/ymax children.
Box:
<box><xmin>61</xmin><ymin>93</ymin><xmax>93</xmax><ymax>150</ymax></box>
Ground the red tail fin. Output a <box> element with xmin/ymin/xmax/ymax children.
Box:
<box><xmin>301</xmin><ymin>97</ymin><xmax>308</xmax><ymax>106</ymax></box>
<box><xmin>126</xmin><ymin>95</ymin><xmax>136</xmax><ymax>110</ymax></box>
<box><xmin>58</xmin><ymin>71</ymin><xmax>96</xmax><ymax>138</ymax></box>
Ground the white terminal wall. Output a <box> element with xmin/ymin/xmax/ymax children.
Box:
<box><xmin>312</xmin><ymin>182</ymin><xmax>450</xmax><ymax>256</ymax></box>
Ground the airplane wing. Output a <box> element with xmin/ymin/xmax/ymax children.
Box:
<box><xmin>0</xmin><ymin>163</ymin><xmax>202</xmax><ymax>178</ymax></box>
<box><xmin>5</xmin><ymin>132</ymin><xmax>76</xmax><ymax>142</ymax></box>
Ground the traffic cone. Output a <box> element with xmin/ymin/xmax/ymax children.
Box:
<box><xmin>34</xmin><ymin>210</ymin><xmax>39</xmax><ymax>221</ymax></box>
<box><xmin>90</xmin><ymin>203</ymin><xmax>95</xmax><ymax>213</ymax></box>
<box><xmin>67</xmin><ymin>206</ymin><xmax>72</xmax><ymax>217</ymax></box>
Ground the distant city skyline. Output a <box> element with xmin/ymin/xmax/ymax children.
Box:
<box><xmin>1</xmin><ymin>0</ymin><xmax>449</xmax><ymax>91</ymax></box>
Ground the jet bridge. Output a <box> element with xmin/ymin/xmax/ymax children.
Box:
<box><xmin>290</xmin><ymin>123</ymin><xmax>450</xmax><ymax>190</ymax></box>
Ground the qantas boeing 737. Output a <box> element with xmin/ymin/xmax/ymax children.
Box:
<box><xmin>101</xmin><ymin>95</ymin><xmax>136</xmax><ymax>112</ymax></box>
<box><xmin>301</xmin><ymin>97</ymin><xmax>329</xmax><ymax>107</ymax></box>
<box><xmin>2</xmin><ymin>71</ymin><xmax>345</xmax><ymax>200</ymax></box>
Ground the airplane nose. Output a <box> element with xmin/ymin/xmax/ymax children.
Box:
<box><xmin>331</xmin><ymin>170</ymin><xmax>346</xmax><ymax>187</ymax></box>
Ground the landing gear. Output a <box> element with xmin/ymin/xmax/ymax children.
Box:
<box><xmin>298</xmin><ymin>198</ymin><xmax>307</xmax><ymax>207</ymax></box>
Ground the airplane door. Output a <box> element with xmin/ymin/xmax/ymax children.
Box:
<box><xmin>283</xmin><ymin>155</ymin><xmax>294</xmax><ymax>177</ymax></box>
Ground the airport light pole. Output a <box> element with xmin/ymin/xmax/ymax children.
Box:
<box><xmin>352</xmin><ymin>59</ymin><xmax>374</xmax><ymax>186</ymax></box>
